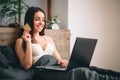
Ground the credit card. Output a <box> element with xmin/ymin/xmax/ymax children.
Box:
<box><xmin>23</xmin><ymin>23</ymin><xmax>31</xmax><ymax>31</ymax></box>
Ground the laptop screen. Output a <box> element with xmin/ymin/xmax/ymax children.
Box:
<box><xmin>67</xmin><ymin>37</ymin><xmax>97</xmax><ymax>71</ymax></box>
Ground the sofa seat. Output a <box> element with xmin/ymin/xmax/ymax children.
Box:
<box><xmin>0</xmin><ymin>45</ymin><xmax>33</xmax><ymax>80</ymax></box>
<box><xmin>0</xmin><ymin>67</ymin><xmax>33</xmax><ymax>80</ymax></box>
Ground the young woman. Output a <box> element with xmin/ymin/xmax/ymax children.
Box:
<box><xmin>15</xmin><ymin>7</ymin><xmax>120</xmax><ymax>80</ymax></box>
<box><xmin>15</xmin><ymin>7</ymin><xmax>68</xmax><ymax>70</ymax></box>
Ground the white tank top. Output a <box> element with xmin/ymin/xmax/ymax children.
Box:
<box><xmin>31</xmin><ymin>43</ymin><xmax>54</xmax><ymax>64</ymax></box>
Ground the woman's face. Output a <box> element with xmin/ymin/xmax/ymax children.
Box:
<box><xmin>33</xmin><ymin>11</ymin><xmax>45</xmax><ymax>33</ymax></box>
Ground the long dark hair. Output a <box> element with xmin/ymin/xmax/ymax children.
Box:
<box><xmin>19</xmin><ymin>7</ymin><xmax>46</xmax><ymax>50</ymax></box>
<box><xmin>24</xmin><ymin>6</ymin><xmax>46</xmax><ymax>36</ymax></box>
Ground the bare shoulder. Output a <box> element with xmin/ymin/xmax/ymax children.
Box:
<box><xmin>16</xmin><ymin>38</ymin><xmax>23</xmax><ymax>42</ymax></box>
<box><xmin>44</xmin><ymin>35</ymin><xmax>54</xmax><ymax>43</ymax></box>
<box><xmin>44</xmin><ymin>35</ymin><xmax>52</xmax><ymax>40</ymax></box>
<box><xmin>15</xmin><ymin>38</ymin><xmax>23</xmax><ymax>45</ymax></box>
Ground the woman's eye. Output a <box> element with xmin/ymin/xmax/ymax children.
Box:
<box><xmin>34</xmin><ymin>17</ymin><xmax>45</xmax><ymax>22</ymax></box>
<box><xmin>35</xmin><ymin>18</ymin><xmax>39</xmax><ymax>21</ymax></box>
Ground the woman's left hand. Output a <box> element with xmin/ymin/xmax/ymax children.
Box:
<box><xmin>58</xmin><ymin>59</ymin><xmax>68</xmax><ymax>67</ymax></box>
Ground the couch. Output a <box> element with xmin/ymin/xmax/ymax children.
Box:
<box><xmin>0</xmin><ymin>28</ymin><xmax>70</xmax><ymax>80</ymax></box>
<box><xmin>0</xmin><ymin>28</ymin><xmax>120</xmax><ymax>80</ymax></box>
<box><xmin>0</xmin><ymin>45</ymin><xmax>33</xmax><ymax>80</ymax></box>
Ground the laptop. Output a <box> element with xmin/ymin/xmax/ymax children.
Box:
<box><xmin>36</xmin><ymin>37</ymin><xmax>98</xmax><ymax>71</ymax></box>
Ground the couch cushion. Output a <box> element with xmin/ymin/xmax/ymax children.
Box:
<box><xmin>0</xmin><ymin>67</ymin><xmax>33</xmax><ymax>80</ymax></box>
<box><xmin>0</xmin><ymin>50</ymin><xmax>9</xmax><ymax>68</ymax></box>
<box><xmin>0</xmin><ymin>45</ymin><xmax>21</xmax><ymax>68</ymax></box>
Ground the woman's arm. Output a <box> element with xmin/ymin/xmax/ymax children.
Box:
<box><xmin>15</xmin><ymin>31</ymin><xmax>32</xmax><ymax>70</ymax></box>
<box><xmin>48</xmin><ymin>37</ymin><xmax>68</xmax><ymax>67</ymax></box>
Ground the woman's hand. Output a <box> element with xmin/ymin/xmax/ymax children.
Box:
<box><xmin>22</xmin><ymin>30</ymin><xmax>31</xmax><ymax>43</ymax></box>
<box><xmin>58</xmin><ymin>59</ymin><xmax>68</xmax><ymax>67</ymax></box>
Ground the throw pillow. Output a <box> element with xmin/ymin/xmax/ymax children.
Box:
<box><xmin>0</xmin><ymin>45</ymin><xmax>20</xmax><ymax>68</ymax></box>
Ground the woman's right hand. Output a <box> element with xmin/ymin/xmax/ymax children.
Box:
<box><xmin>22</xmin><ymin>30</ymin><xmax>31</xmax><ymax>43</ymax></box>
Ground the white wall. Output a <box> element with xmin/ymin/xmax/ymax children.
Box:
<box><xmin>51</xmin><ymin>0</ymin><xmax>68</xmax><ymax>29</ymax></box>
<box><xmin>68</xmin><ymin>0</ymin><xmax>120</xmax><ymax>71</ymax></box>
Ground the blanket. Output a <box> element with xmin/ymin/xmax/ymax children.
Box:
<box><xmin>0</xmin><ymin>45</ymin><xmax>120</xmax><ymax>80</ymax></box>
<box><xmin>71</xmin><ymin>66</ymin><xmax>120</xmax><ymax>80</ymax></box>
<box><xmin>31</xmin><ymin>54</ymin><xmax>120</xmax><ymax>80</ymax></box>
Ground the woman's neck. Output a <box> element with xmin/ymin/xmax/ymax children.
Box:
<box><xmin>33</xmin><ymin>32</ymin><xmax>40</xmax><ymax>38</ymax></box>
<box><xmin>32</xmin><ymin>32</ymin><xmax>40</xmax><ymax>43</ymax></box>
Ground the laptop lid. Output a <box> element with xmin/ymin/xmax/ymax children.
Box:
<box><xmin>66</xmin><ymin>37</ymin><xmax>97</xmax><ymax>71</ymax></box>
